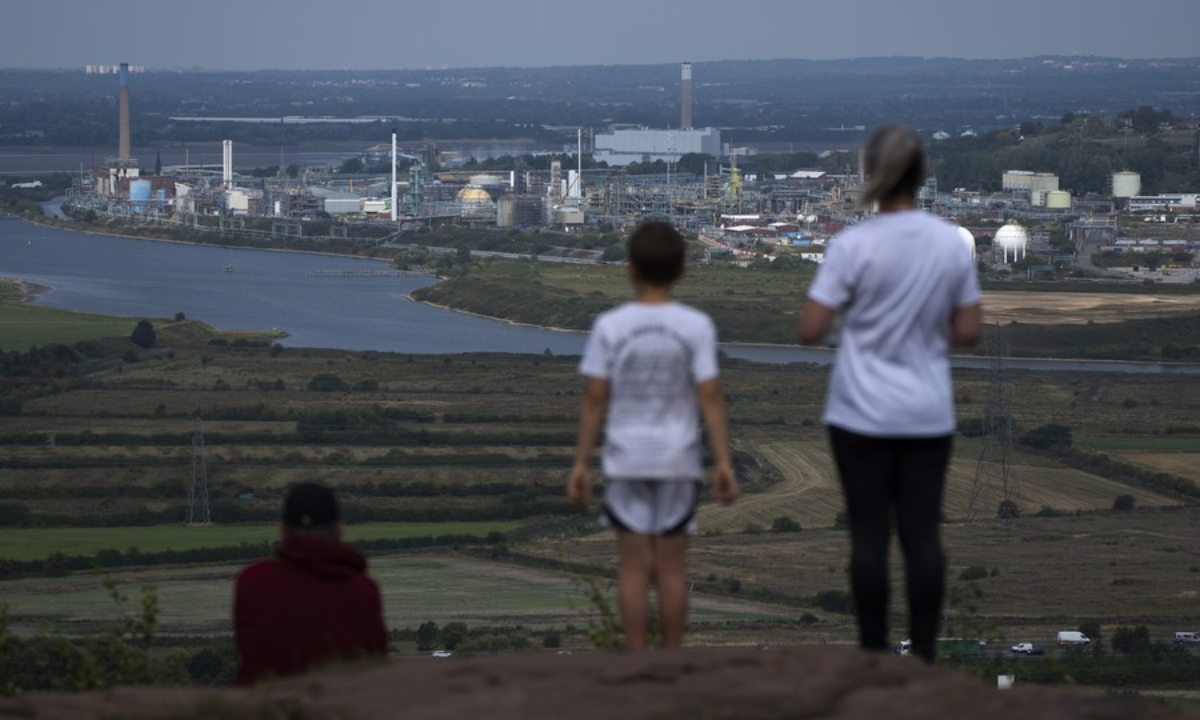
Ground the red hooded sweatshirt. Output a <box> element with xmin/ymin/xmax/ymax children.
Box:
<box><xmin>234</xmin><ymin>535</ymin><xmax>387</xmax><ymax>685</ymax></box>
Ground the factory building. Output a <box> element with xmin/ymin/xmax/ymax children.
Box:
<box><xmin>591</xmin><ymin>62</ymin><xmax>721</xmax><ymax>166</ymax></box>
<box><xmin>1128</xmin><ymin>194</ymin><xmax>1199</xmax><ymax>213</ymax></box>
<box><xmin>593</xmin><ymin>127</ymin><xmax>722</xmax><ymax>166</ymax></box>
<box><xmin>1002</xmin><ymin>171</ymin><xmax>1059</xmax><ymax>206</ymax></box>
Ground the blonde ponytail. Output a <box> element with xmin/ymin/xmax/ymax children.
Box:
<box><xmin>860</xmin><ymin>125</ymin><xmax>926</xmax><ymax>207</ymax></box>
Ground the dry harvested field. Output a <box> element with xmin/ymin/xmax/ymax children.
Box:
<box><xmin>1118</xmin><ymin>453</ymin><xmax>1200</xmax><ymax>484</ymax></box>
<box><xmin>699</xmin><ymin>439</ymin><xmax>1182</xmax><ymax>533</ymax></box>
<box><xmin>542</xmin><ymin>506</ymin><xmax>1200</xmax><ymax>644</ymax></box>
<box><xmin>981</xmin><ymin>290</ymin><xmax>1200</xmax><ymax>325</ymax></box>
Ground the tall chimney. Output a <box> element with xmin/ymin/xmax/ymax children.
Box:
<box><xmin>681</xmin><ymin>62</ymin><xmax>693</xmax><ymax>130</ymax></box>
<box><xmin>222</xmin><ymin>140</ymin><xmax>233</xmax><ymax>188</ymax></box>
<box><xmin>118</xmin><ymin>63</ymin><xmax>131</xmax><ymax>160</ymax></box>
<box><xmin>390</xmin><ymin>129</ymin><xmax>398</xmax><ymax>221</ymax></box>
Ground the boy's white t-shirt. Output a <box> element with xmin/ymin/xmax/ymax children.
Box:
<box><xmin>579</xmin><ymin>301</ymin><xmax>719</xmax><ymax>480</ymax></box>
<box><xmin>807</xmin><ymin>209</ymin><xmax>981</xmax><ymax>438</ymax></box>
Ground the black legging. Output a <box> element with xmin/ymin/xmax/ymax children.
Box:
<box><xmin>828</xmin><ymin>425</ymin><xmax>952</xmax><ymax>664</ymax></box>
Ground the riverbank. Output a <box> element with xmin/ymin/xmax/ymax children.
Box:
<box><xmin>411</xmin><ymin>259</ymin><xmax>1200</xmax><ymax>362</ymax></box>
<box><xmin>25</xmin><ymin>214</ymin><xmax>399</xmax><ymax>264</ymax></box>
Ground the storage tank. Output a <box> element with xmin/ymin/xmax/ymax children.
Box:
<box><xmin>1046</xmin><ymin>190</ymin><xmax>1072</xmax><ymax>210</ymax></box>
<box><xmin>1112</xmin><ymin>171</ymin><xmax>1141</xmax><ymax>199</ymax></box>
<box><xmin>994</xmin><ymin>222</ymin><xmax>1029</xmax><ymax>264</ymax></box>
<box><xmin>129</xmin><ymin>179</ymin><xmax>152</xmax><ymax>202</ymax></box>
<box><xmin>957</xmin><ymin>226</ymin><xmax>976</xmax><ymax>259</ymax></box>
<box><xmin>497</xmin><ymin>195</ymin><xmax>516</xmax><ymax>228</ymax></box>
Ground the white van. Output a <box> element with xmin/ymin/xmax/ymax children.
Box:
<box><xmin>1056</xmin><ymin>631</ymin><xmax>1090</xmax><ymax>646</ymax></box>
<box><xmin>1175</xmin><ymin>632</ymin><xmax>1199</xmax><ymax>644</ymax></box>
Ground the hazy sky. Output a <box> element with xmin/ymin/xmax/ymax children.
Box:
<box><xmin>3</xmin><ymin>0</ymin><xmax>1198</xmax><ymax>71</ymax></box>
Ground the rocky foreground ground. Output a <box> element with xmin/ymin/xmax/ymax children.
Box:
<box><xmin>1</xmin><ymin>647</ymin><xmax>1196</xmax><ymax>720</ymax></box>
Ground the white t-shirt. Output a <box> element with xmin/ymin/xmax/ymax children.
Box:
<box><xmin>579</xmin><ymin>301</ymin><xmax>719</xmax><ymax>480</ymax></box>
<box><xmin>807</xmin><ymin>209</ymin><xmax>981</xmax><ymax>438</ymax></box>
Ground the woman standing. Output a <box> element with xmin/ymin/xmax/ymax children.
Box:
<box><xmin>799</xmin><ymin>125</ymin><xmax>982</xmax><ymax>663</ymax></box>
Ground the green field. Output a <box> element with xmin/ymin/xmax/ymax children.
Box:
<box><xmin>412</xmin><ymin>259</ymin><xmax>817</xmax><ymax>344</ymax></box>
<box><xmin>0</xmin><ymin>279</ymin><xmax>141</xmax><ymax>351</ymax></box>
<box><xmin>410</xmin><ymin>259</ymin><xmax>1200</xmax><ymax>359</ymax></box>
<box><xmin>1</xmin><ymin>551</ymin><xmax>798</xmax><ymax>637</ymax></box>
<box><xmin>0</xmin><ymin>521</ymin><xmax>520</xmax><ymax>562</ymax></box>
<box><xmin>1076</xmin><ymin>435</ymin><xmax>1200</xmax><ymax>452</ymax></box>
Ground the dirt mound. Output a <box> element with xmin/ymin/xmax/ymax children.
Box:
<box><xmin>1</xmin><ymin>647</ymin><xmax>1194</xmax><ymax>720</ymax></box>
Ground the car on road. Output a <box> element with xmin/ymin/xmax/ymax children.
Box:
<box><xmin>1010</xmin><ymin>643</ymin><xmax>1045</xmax><ymax>655</ymax></box>
<box><xmin>1175</xmin><ymin>632</ymin><xmax>1199</xmax><ymax>644</ymax></box>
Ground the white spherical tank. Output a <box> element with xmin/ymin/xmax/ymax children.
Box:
<box><xmin>1046</xmin><ymin>190</ymin><xmax>1072</xmax><ymax>210</ymax></box>
<box><xmin>994</xmin><ymin>222</ymin><xmax>1029</xmax><ymax>264</ymax></box>
<box><xmin>1112</xmin><ymin>171</ymin><xmax>1141</xmax><ymax>199</ymax></box>
<box><xmin>957</xmin><ymin>226</ymin><xmax>976</xmax><ymax>259</ymax></box>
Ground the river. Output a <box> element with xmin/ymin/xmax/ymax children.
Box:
<box><xmin>2</xmin><ymin>219</ymin><xmax>1197</xmax><ymax>374</ymax></box>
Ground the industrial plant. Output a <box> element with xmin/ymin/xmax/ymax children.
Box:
<box><xmin>64</xmin><ymin>62</ymin><xmax>1198</xmax><ymax>283</ymax></box>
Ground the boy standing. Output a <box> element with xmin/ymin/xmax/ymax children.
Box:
<box><xmin>569</xmin><ymin>220</ymin><xmax>738</xmax><ymax>651</ymax></box>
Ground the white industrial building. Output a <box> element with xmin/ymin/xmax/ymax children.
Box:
<box><xmin>1128</xmin><ymin>194</ymin><xmax>1198</xmax><ymax>213</ymax></box>
<box><xmin>593</xmin><ymin>127</ymin><xmax>722</xmax><ymax>166</ymax></box>
<box><xmin>1002</xmin><ymin>170</ymin><xmax>1059</xmax><ymax>204</ymax></box>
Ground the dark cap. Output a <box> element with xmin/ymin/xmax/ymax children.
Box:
<box><xmin>282</xmin><ymin>482</ymin><xmax>340</xmax><ymax>529</ymax></box>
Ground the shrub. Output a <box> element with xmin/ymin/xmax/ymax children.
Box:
<box><xmin>130</xmin><ymin>320</ymin><xmax>156</xmax><ymax>349</ymax></box>
<box><xmin>1020</xmin><ymin>423</ymin><xmax>1073</xmax><ymax>451</ymax></box>
<box><xmin>814</xmin><ymin>589</ymin><xmax>854</xmax><ymax>614</ymax></box>
<box><xmin>997</xmin><ymin>499</ymin><xmax>1021</xmax><ymax>519</ymax></box>
<box><xmin>1113</xmin><ymin>494</ymin><xmax>1136</xmax><ymax>512</ymax></box>
<box><xmin>1111</xmin><ymin>625</ymin><xmax>1152</xmax><ymax>655</ymax></box>
<box><xmin>307</xmin><ymin>373</ymin><xmax>347</xmax><ymax>392</ymax></box>
<box><xmin>958</xmin><ymin>565</ymin><xmax>989</xmax><ymax>582</ymax></box>
<box><xmin>770</xmin><ymin>516</ymin><xmax>802</xmax><ymax>533</ymax></box>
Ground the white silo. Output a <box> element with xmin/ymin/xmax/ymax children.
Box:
<box><xmin>957</xmin><ymin>226</ymin><xmax>976</xmax><ymax>259</ymax></box>
<box><xmin>995</xmin><ymin>222</ymin><xmax>1029</xmax><ymax>264</ymax></box>
<box><xmin>1112</xmin><ymin>171</ymin><xmax>1141</xmax><ymax>199</ymax></box>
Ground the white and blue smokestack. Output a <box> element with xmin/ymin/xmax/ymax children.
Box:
<box><xmin>118</xmin><ymin>62</ymin><xmax>131</xmax><ymax>160</ymax></box>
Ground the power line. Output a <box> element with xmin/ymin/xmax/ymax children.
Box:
<box><xmin>187</xmin><ymin>415</ymin><xmax>211</xmax><ymax>526</ymax></box>
<box><xmin>967</xmin><ymin>328</ymin><xmax>1022</xmax><ymax>522</ymax></box>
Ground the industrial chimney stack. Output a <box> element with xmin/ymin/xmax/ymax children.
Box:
<box><xmin>118</xmin><ymin>63</ymin><xmax>131</xmax><ymax>161</ymax></box>
<box><xmin>222</xmin><ymin>140</ymin><xmax>233</xmax><ymax>188</ymax></box>
<box><xmin>681</xmin><ymin>62</ymin><xmax>693</xmax><ymax>130</ymax></box>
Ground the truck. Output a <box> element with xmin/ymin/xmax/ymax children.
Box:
<box><xmin>1057</xmin><ymin>631</ymin><xmax>1090</xmax><ymax>647</ymax></box>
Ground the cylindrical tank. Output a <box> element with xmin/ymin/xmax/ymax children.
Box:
<box><xmin>1046</xmin><ymin>190</ymin><xmax>1072</xmax><ymax>209</ymax></box>
<box><xmin>129</xmin><ymin>179</ymin><xmax>152</xmax><ymax>202</ymax></box>
<box><xmin>497</xmin><ymin>195</ymin><xmax>516</xmax><ymax>228</ymax></box>
<box><xmin>469</xmin><ymin>174</ymin><xmax>504</xmax><ymax>188</ymax></box>
<box><xmin>1112</xmin><ymin>171</ymin><xmax>1141</xmax><ymax>198</ymax></box>
<box><xmin>957</xmin><ymin>226</ymin><xmax>976</xmax><ymax>259</ymax></box>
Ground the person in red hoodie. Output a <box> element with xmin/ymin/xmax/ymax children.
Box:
<box><xmin>234</xmin><ymin>482</ymin><xmax>388</xmax><ymax>685</ymax></box>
